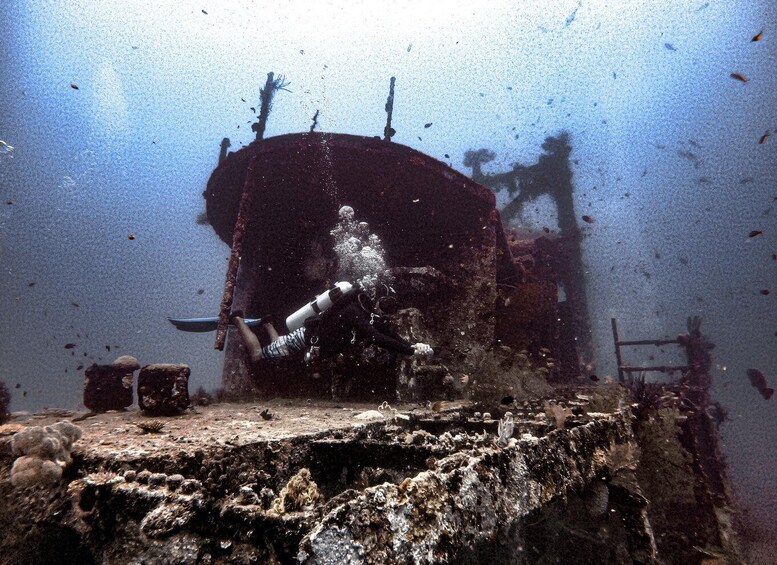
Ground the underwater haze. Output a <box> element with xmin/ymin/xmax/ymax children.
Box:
<box><xmin>1</xmin><ymin>0</ymin><xmax>776</xmax><ymax>549</ymax></box>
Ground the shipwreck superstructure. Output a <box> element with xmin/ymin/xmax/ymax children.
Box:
<box><xmin>204</xmin><ymin>132</ymin><xmax>589</xmax><ymax>402</ymax></box>
<box><xmin>0</xmin><ymin>85</ymin><xmax>747</xmax><ymax>562</ymax></box>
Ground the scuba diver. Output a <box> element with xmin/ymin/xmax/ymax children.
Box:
<box><xmin>231</xmin><ymin>282</ymin><xmax>434</xmax><ymax>365</ymax></box>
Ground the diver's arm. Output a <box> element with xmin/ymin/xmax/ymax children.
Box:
<box><xmin>373</xmin><ymin>317</ymin><xmax>433</xmax><ymax>356</ymax></box>
<box><xmin>352</xmin><ymin>314</ymin><xmax>415</xmax><ymax>355</ymax></box>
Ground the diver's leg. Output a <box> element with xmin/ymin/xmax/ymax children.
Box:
<box><xmin>264</xmin><ymin>322</ymin><xmax>280</xmax><ymax>341</ymax></box>
<box><xmin>233</xmin><ymin>317</ymin><xmax>264</xmax><ymax>363</ymax></box>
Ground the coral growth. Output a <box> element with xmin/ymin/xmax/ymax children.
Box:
<box><xmin>0</xmin><ymin>380</ymin><xmax>10</xmax><ymax>423</ymax></box>
<box><xmin>626</xmin><ymin>374</ymin><xmax>673</xmax><ymax>421</ymax></box>
<box><xmin>191</xmin><ymin>386</ymin><xmax>216</xmax><ymax>406</ymax></box>
<box><xmin>135</xmin><ymin>421</ymin><xmax>165</xmax><ymax>434</ymax></box>
<box><xmin>269</xmin><ymin>468</ymin><xmax>322</xmax><ymax>515</ymax></box>
<box><xmin>10</xmin><ymin>421</ymin><xmax>82</xmax><ymax>487</ymax></box>
<box><xmin>497</xmin><ymin>411</ymin><xmax>515</xmax><ymax>446</ymax></box>
<box><xmin>543</xmin><ymin>400</ymin><xmax>573</xmax><ymax>429</ymax></box>
<box><xmin>470</xmin><ymin>346</ymin><xmax>553</xmax><ymax>403</ymax></box>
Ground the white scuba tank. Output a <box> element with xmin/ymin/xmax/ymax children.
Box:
<box><xmin>285</xmin><ymin>281</ymin><xmax>354</xmax><ymax>332</ymax></box>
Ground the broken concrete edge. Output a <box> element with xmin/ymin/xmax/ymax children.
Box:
<box><xmin>67</xmin><ymin>418</ymin><xmax>404</xmax><ymax>478</ymax></box>
<box><xmin>297</xmin><ymin>411</ymin><xmax>634</xmax><ymax>563</ymax></box>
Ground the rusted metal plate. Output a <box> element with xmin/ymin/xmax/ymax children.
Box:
<box><xmin>205</xmin><ymin>132</ymin><xmax>500</xmax><ymax>263</ymax></box>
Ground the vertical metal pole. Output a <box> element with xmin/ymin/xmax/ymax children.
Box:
<box><xmin>253</xmin><ymin>72</ymin><xmax>276</xmax><ymax>141</ymax></box>
<box><xmin>215</xmin><ymin>72</ymin><xmax>279</xmax><ymax>350</ymax></box>
<box><xmin>611</xmin><ymin>318</ymin><xmax>625</xmax><ymax>383</ymax></box>
<box><xmin>384</xmin><ymin>77</ymin><xmax>396</xmax><ymax>141</ymax></box>
<box><xmin>214</xmin><ymin>157</ymin><xmax>258</xmax><ymax>350</ymax></box>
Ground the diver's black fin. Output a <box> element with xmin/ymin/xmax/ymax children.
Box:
<box><xmin>167</xmin><ymin>316</ymin><xmax>263</xmax><ymax>333</ymax></box>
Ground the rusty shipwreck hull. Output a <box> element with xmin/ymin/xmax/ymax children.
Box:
<box><xmin>204</xmin><ymin>132</ymin><xmax>534</xmax><ymax>399</ymax></box>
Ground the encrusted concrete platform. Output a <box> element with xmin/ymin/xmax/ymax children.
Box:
<box><xmin>0</xmin><ymin>387</ymin><xmax>743</xmax><ymax>564</ymax></box>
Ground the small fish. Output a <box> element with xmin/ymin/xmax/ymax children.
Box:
<box><xmin>581</xmin><ymin>215</ymin><xmax>595</xmax><ymax>224</ymax></box>
<box><xmin>746</xmin><ymin>368</ymin><xmax>774</xmax><ymax>399</ymax></box>
<box><xmin>430</xmin><ymin>400</ymin><xmax>469</xmax><ymax>413</ymax></box>
<box><xmin>6</xmin><ymin>200</ymin><xmax>11</xmax><ymax>205</ymax></box>
<box><xmin>424</xmin><ymin>123</ymin><xmax>432</xmax><ymax>128</ymax></box>
<box><xmin>752</xmin><ymin>29</ymin><xmax>763</xmax><ymax>42</ymax></box>
<box><xmin>772</xmin><ymin>253</ymin><xmax>776</xmax><ymax>261</ymax></box>
<box><xmin>564</xmin><ymin>1</ymin><xmax>580</xmax><ymax>27</ymax></box>
<box><xmin>128</xmin><ymin>233</ymin><xmax>136</xmax><ymax>240</ymax></box>
<box><xmin>730</xmin><ymin>72</ymin><xmax>749</xmax><ymax>83</ymax></box>
<box><xmin>28</xmin><ymin>282</ymin><xmax>35</xmax><ymax>287</ymax></box>
<box><xmin>759</xmin><ymin>131</ymin><xmax>770</xmax><ymax>144</ymax></box>
<box><xmin>664</xmin><ymin>43</ymin><xmax>677</xmax><ymax>51</ymax></box>
<box><xmin>760</xmin><ymin>289</ymin><xmax>770</xmax><ymax>295</ymax></box>
<box><xmin>15</xmin><ymin>383</ymin><xmax>20</xmax><ymax>389</ymax></box>
<box><xmin>406</xmin><ymin>43</ymin><xmax>412</xmax><ymax>52</ymax></box>
<box><xmin>749</xmin><ymin>230</ymin><xmax>763</xmax><ymax>238</ymax></box>
<box><xmin>76</xmin><ymin>364</ymin><xmax>84</xmax><ymax>370</ymax></box>
<box><xmin>70</xmin><ymin>83</ymin><xmax>79</xmax><ymax>90</ymax></box>
<box><xmin>71</xmin><ymin>302</ymin><xmax>80</xmax><ymax>307</ymax></box>
<box><xmin>64</xmin><ymin>343</ymin><xmax>77</xmax><ymax>349</ymax></box>
<box><xmin>197</xmin><ymin>289</ymin><xmax>205</xmax><ymax>295</ymax></box>
<box><xmin>105</xmin><ymin>345</ymin><xmax>111</xmax><ymax>351</ymax></box>
<box><xmin>431</xmin><ymin>400</ymin><xmax>448</xmax><ymax>412</ymax></box>
<box><xmin>444</xmin><ymin>154</ymin><xmax>450</xmax><ymax>158</ymax></box>
<box><xmin>202</xmin><ymin>9</ymin><xmax>208</xmax><ymax>14</ymax></box>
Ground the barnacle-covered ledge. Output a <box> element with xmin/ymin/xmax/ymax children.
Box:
<box><xmin>298</xmin><ymin>410</ymin><xmax>645</xmax><ymax>564</ymax></box>
<box><xmin>0</xmin><ymin>385</ymin><xmax>743</xmax><ymax>564</ymax></box>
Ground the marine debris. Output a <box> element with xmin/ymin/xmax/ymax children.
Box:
<box><xmin>83</xmin><ymin>355</ymin><xmax>139</xmax><ymax>413</ymax></box>
<box><xmin>137</xmin><ymin>363</ymin><xmax>191</xmax><ymax>416</ymax></box>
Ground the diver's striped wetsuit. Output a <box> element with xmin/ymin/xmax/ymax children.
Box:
<box><xmin>261</xmin><ymin>327</ymin><xmax>307</xmax><ymax>359</ymax></box>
